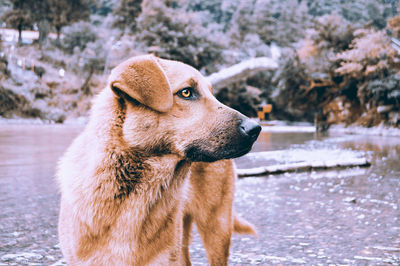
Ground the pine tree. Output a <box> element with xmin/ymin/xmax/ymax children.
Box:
<box><xmin>253</xmin><ymin>0</ymin><xmax>278</xmax><ymax>45</ymax></box>
<box><xmin>185</xmin><ymin>0</ymin><xmax>226</xmax><ymax>25</ymax></box>
<box><xmin>0</xmin><ymin>0</ymin><xmax>12</xmax><ymax>19</ymax></box>
<box><xmin>305</xmin><ymin>0</ymin><xmax>341</xmax><ymax>17</ymax></box>
<box><xmin>30</xmin><ymin>1</ymin><xmax>52</xmax><ymax>44</ymax></box>
<box><xmin>136</xmin><ymin>0</ymin><xmax>224</xmax><ymax>73</ymax></box>
<box><xmin>270</xmin><ymin>0</ymin><xmax>310</xmax><ymax>45</ymax></box>
<box><xmin>112</xmin><ymin>0</ymin><xmax>143</xmax><ymax>32</ymax></box>
<box><xmin>228</xmin><ymin>0</ymin><xmax>309</xmax><ymax>47</ymax></box>
<box><xmin>48</xmin><ymin>0</ymin><xmax>93</xmax><ymax>42</ymax></box>
<box><xmin>312</xmin><ymin>14</ymin><xmax>354</xmax><ymax>53</ymax></box>
<box><xmin>1</xmin><ymin>0</ymin><xmax>33</xmax><ymax>44</ymax></box>
<box><xmin>227</xmin><ymin>0</ymin><xmax>257</xmax><ymax>45</ymax></box>
<box><xmin>92</xmin><ymin>0</ymin><xmax>114</xmax><ymax>16</ymax></box>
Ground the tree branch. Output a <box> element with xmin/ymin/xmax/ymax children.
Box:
<box><xmin>206</xmin><ymin>57</ymin><xmax>279</xmax><ymax>92</ymax></box>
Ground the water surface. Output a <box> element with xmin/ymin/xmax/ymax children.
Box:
<box><xmin>0</xmin><ymin>125</ymin><xmax>399</xmax><ymax>265</ymax></box>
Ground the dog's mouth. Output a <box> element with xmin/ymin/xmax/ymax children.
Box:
<box><xmin>223</xmin><ymin>145</ymin><xmax>253</xmax><ymax>159</ymax></box>
<box><xmin>185</xmin><ymin>140</ymin><xmax>256</xmax><ymax>163</ymax></box>
<box><xmin>185</xmin><ymin>133</ymin><xmax>259</xmax><ymax>163</ymax></box>
<box><xmin>184</xmin><ymin>117</ymin><xmax>261</xmax><ymax>163</ymax></box>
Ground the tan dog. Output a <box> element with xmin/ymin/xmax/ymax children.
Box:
<box><xmin>57</xmin><ymin>55</ymin><xmax>260</xmax><ymax>265</ymax></box>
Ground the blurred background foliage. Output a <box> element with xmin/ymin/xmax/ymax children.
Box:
<box><xmin>0</xmin><ymin>0</ymin><xmax>399</xmax><ymax>127</ymax></box>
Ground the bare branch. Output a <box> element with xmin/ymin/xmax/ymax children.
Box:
<box><xmin>207</xmin><ymin>57</ymin><xmax>278</xmax><ymax>92</ymax></box>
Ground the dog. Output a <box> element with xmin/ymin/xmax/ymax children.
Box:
<box><xmin>57</xmin><ymin>54</ymin><xmax>261</xmax><ymax>265</ymax></box>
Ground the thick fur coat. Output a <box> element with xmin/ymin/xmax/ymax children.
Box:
<box><xmin>57</xmin><ymin>55</ymin><xmax>259</xmax><ymax>265</ymax></box>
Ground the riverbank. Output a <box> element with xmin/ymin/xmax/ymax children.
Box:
<box><xmin>261</xmin><ymin>120</ymin><xmax>400</xmax><ymax>137</ymax></box>
<box><xmin>1</xmin><ymin>117</ymin><xmax>400</xmax><ymax>137</ymax></box>
<box><xmin>329</xmin><ymin>124</ymin><xmax>400</xmax><ymax>137</ymax></box>
<box><xmin>0</xmin><ymin>116</ymin><xmax>88</xmax><ymax>125</ymax></box>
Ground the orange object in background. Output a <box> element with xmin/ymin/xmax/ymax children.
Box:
<box><xmin>257</xmin><ymin>104</ymin><xmax>272</xmax><ymax>120</ymax></box>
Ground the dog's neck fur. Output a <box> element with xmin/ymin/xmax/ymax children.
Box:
<box><xmin>85</xmin><ymin>88</ymin><xmax>191</xmax><ymax>208</ymax></box>
<box><xmin>90</xmin><ymin>89</ymin><xmax>189</xmax><ymax>195</ymax></box>
<box><xmin>68</xmin><ymin>89</ymin><xmax>191</xmax><ymax>264</ymax></box>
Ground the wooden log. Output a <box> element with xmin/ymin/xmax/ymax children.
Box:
<box><xmin>206</xmin><ymin>57</ymin><xmax>279</xmax><ymax>92</ymax></box>
<box><xmin>237</xmin><ymin>157</ymin><xmax>371</xmax><ymax>177</ymax></box>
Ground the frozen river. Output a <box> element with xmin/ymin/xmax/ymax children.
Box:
<box><xmin>0</xmin><ymin>124</ymin><xmax>399</xmax><ymax>265</ymax></box>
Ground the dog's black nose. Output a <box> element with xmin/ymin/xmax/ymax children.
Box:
<box><xmin>239</xmin><ymin>119</ymin><xmax>262</xmax><ymax>140</ymax></box>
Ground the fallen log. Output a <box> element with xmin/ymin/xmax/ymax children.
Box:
<box><xmin>237</xmin><ymin>157</ymin><xmax>371</xmax><ymax>177</ymax></box>
<box><xmin>207</xmin><ymin>57</ymin><xmax>279</xmax><ymax>92</ymax></box>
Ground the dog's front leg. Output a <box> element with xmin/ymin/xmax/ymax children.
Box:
<box><xmin>167</xmin><ymin>208</ymin><xmax>186</xmax><ymax>266</ymax></box>
<box><xmin>168</xmin><ymin>176</ymin><xmax>191</xmax><ymax>266</ymax></box>
<box><xmin>195</xmin><ymin>212</ymin><xmax>232</xmax><ymax>266</ymax></box>
<box><xmin>181</xmin><ymin>213</ymin><xmax>193</xmax><ymax>266</ymax></box>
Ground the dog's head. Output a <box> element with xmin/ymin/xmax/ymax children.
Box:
<box><xmin>109</xmin><ymin>54</ymin><xmax>261</xmax><ymax>162</ymax></box>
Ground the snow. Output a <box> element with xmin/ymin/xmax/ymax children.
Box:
<box><xmin>330</xmin><ymin>124</ymin><xmax>400</xmax><ymax>137</ymax></box>
<box><xmin>270</xmin><ymin>42</ymin><xmax>281</xmax><ymax>61</ymax></box>
<box><xmin>237</xmin><ymin>157</ymin><xmax>370</xmax><ymax>177</ymax></box>
<box><xmin>262</xmin><ymin>125</ymin><xmax>316</xmax><ymax>133</ymax></box>
<box><xmin>63</xmin><ymin>116</ymin><xmax>88</xmax><ymax>125</ymax></box>
<box><xmin>0</xmin><ymin>117</ymin><xmax>49</xmax><ymax>125</ymax></box>
<box><xmin>207</xmin><ymin>57</ymin><xmax>279</xmax><ymax>90</ymax></box>
<box><xmin>1</xmin><ymin>252</ymin><xmax>43</xmax><ymax>261</ymax></box>
<box><xmin>260</xmin><ymin>121</ymin><xmax>400</xmax><ymax>135</ymax></box>
<box><xmin>0</xmin><ymin>116</ymin><xmax>88</xmax><ymax>125</ymax></box>
<box><xmin>237</xmin><ymin>147</ymin><xmax>370</xmax><ymax>177</ymax></box>
<box><xmin>259</xmin><ymin>120</ymin><xmax>316</xmax><ymax>132</ymax></box>
<box><xmin>244</xmin><ymin>148</ymin><xmax>366</xmax><ymax>165</ymax></box>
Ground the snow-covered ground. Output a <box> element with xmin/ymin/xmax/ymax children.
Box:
<box><xmin>245</xmin><ymin>148</ymin><xmax>367</xmax><ymax>165</ymax></box>
<box><xmin>260</xmin><ymin>120</ymin><xmax>316</xmax><ymax>133</ymax></box>
<box><xmin>329</xmin><ymin>124</ymin><xmax>400</xmax><ymax>137</ymax></box>
<box><xmin>0</xmin><ymin>116</ymin><xmax>88</xmax><ymax>125</ymax></box>
<box><xmin>260</xmin><ymin>120</ymin><xmax>400</xmax><ymax>136</ymax></box>
<box><xmin>0</xmin><ymin>117</ymin><xmax>50</xmax><ymax>125</ymax></box>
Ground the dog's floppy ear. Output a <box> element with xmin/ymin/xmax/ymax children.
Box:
<box><xmin>109</xmin><ymin>55</ymin><xmax>173</xmax><ymax>112</ymax></box>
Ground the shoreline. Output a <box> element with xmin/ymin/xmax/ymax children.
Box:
<box><xmin>328</xmin><ymin>124</ymin><xmax>400</xmax><ymax>137</ymax></box>
<box><xmin>260</xmin><ymin>120</ymin><xmax>400</xmax><ymax>137</ymax></box>
<box><xmin>0</xmin><ymin>117</ymin><xmax>88</xmax><ymax>126</ymax></box>
<box><xmin>1</xmin><ymin>117</ymin><xmax>399</xmax><ymax>137</ymax></box>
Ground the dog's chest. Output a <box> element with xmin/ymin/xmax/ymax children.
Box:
<box><xmin>109</xmin><ymin>159</ymin><xmax>191</xmax><ymax>250</ymax></box>
<box><xmin>107</xmin><ymin>172</ymin><xmax>190</xmax><ymax>264</ymax></box>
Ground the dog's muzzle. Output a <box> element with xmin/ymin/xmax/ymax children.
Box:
<box><xmin>185</xmin><ymin>118</ymin><xmax>261</xmax><ymax>162</ymax></box>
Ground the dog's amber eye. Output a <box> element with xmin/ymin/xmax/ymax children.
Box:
<box><xmin>179</xmin><ymin>88</ymin><xmax>193</xmax><ymax>99</ymax></box>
